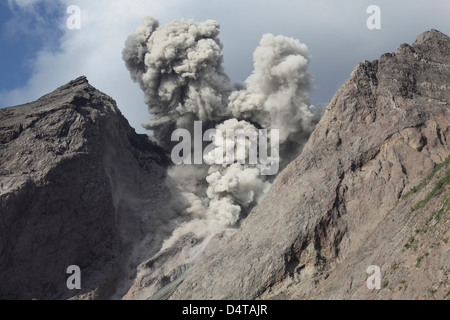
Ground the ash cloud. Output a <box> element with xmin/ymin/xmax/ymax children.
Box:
<box><xmin>122</xmin><ymin>17</ymin><xmax>232</xmax><ymax>149</ymax></box>
<box><xmin>122</xmin><ymin>16</ymin><xmax>320</xmax><ymax>297</ymax></box>
<box><xmin>228</xmin><ymin>33</ymin><xmax>316</xmax><ymax>166</ymax></box>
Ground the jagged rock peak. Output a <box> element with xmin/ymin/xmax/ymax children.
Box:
<box><xmin>33</xmin><ymin>75</ymin><xmax>121</xmax><ymax>115</ymax></box>
<box><xmin>168</xmin><ymin>30</ymin><xmax>450</xmax><ymax>300</ymax></box>
<box><xmin>38</xmin><ymin>75</ymin><xmax>90</xmax><ymax>98</ymax></box>
<box><xmin>412</xmin><ymin>29</ymin><xmax>450</xmax><ymax>61</ymax></box>
<box><xmin>0</xmin><ymin>77</ymin><xmax>169</xmax><ymax>300</ymax></box>
<box><xmin>66</xmin><ymin>75</ymin><xmax>88</xmax><ymax>85</ymax></box>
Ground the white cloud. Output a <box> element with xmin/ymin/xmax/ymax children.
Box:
<box><xmin>1</xmin><ymin>0</ymin><xmax>186</xmax><ymax>133</ymax></box>
<box><xmin>1</xmin><ymin>0</ymin><xmax>449</xmax><ymax>134</ymax></box>
<box><xmin>7</xmin><ymin>0</ymin><xmax>41</xmax><ymax>9</ymax></box>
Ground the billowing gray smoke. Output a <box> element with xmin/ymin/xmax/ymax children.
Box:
<box><xmin>229</xmin><ymin>33</ymin><xmax>315</xmax><ymax>167</ymax></box>
<box><xmin>122</xmin><ymin>17</ymin><xmax>320</xmax><ymax>298</ymax></box>
<box><xmin>122</xmin><ymin>17</ymin><xmax>232</xmax><ymax>148</ymax></box>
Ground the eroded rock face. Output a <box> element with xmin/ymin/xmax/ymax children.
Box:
<box><xmin>0</xmin><ymin>77</ymin><xmax>170</xmax><ymax>300</ymax></box>
<box><xmin>169</xmin><ymin>29</ymin><xmax>450</xmax><ymax>300</ymax></box>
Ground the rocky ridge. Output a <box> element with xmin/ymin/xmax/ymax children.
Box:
<box><xmin>169</xmin><ymin>29</ymin><xmax>450</xmax><ymax>300</ymax></box>
<box><xmin>0</xmin><ymin>77</ymin><xmax>169</xmax><ymax>299</ymax></box>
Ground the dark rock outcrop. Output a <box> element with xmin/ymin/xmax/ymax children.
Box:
<box><xmin>169</xmin><ymin>29</ymin><xmax>450</xmax><ymax>300</ymax></box>
<box><xmin>0</xmin><ymin>77</ymin><xmax>170</xmax><ymax>300</ymax></box>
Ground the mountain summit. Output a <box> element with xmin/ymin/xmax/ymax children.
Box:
<box><xmin>169</xmin><ymin>29</ymin><xmax>450</xmax><ymax>300</ymax></box>
<box><xmin>0</xmin><ymin>76</ymin><xmax>169</xmax><ymax>299</ymax></box>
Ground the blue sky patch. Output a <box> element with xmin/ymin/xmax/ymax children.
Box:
<box><xmin>0</xmin><ymin>1</ymin><xmax>64</xmax><ymax>92</ymax></box>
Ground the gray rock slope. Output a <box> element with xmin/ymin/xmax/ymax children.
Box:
<box><xmin>0</xmin><ymin>77</ymin><xmax>169</xmax><ymax>299</ymax></box>
<box><xmin>169</xmin><ymin>29</ymin><xmax>450</xmax><ymax>300</ymax></box>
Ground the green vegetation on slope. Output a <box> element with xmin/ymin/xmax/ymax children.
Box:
<box><xmin>402</xmin><ymin>155</ymin><xmax>450</xmax><ymax>200</ymax></box>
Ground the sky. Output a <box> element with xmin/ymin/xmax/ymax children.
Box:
<box><xmin>1</xmin><ymin>0</ymin><xmax>449</xmax><ymax>133</ymax></box>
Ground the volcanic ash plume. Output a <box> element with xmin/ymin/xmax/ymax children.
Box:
<box><xmin>122</xmin><ymin>17</ymin><xmax>318</xmax><ymax>298</ymax></box>
<box><xmin>228</xmin><ymin>33</ymin><xmax>315</xmax><ymax>166</ymax></box>
<box><xmin>122</xmin><ymin>17</ymin><xmax>232</xmax><ymax>149</ymax></box>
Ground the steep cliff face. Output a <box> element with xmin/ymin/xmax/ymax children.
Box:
<box><xmin>0</xmin><ymin>77</ymin><xmax>169</xmax><ymax>300</ymax></box>
<box><xmin>169</xmin><ymin>29</ymin><xmax>450</xmax><ymax>300</ymax></box>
